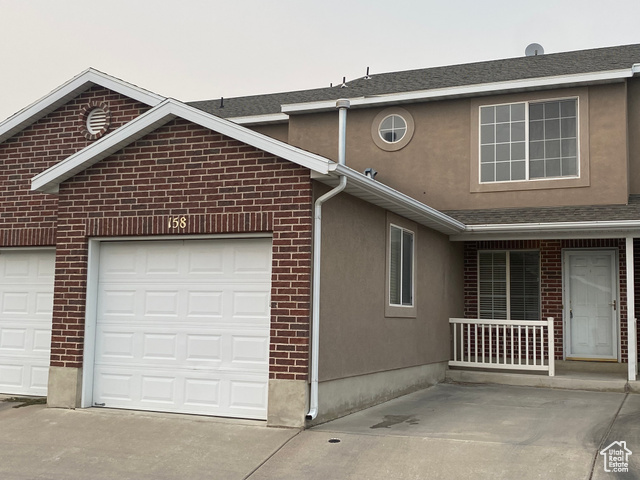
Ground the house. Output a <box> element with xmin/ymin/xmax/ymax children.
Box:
<box><xmin>0</xmin><ymin>43</ymin><xmax>638</xmax><ymax>428</ymax></box>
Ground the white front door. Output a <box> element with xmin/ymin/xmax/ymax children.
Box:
<box><xmin>565</xmin><ymin>250</ymin><xmax>617</xmax><ymax>359</ymax></box>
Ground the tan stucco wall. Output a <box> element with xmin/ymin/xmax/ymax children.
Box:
<box><xmin>291</xmin><ymin>84</ymin><xmax>629</xmax><ymax>210</ymax></box>
<box><xmin>628</xmin><ymin>78</ymin><xmax>640</xmax><ymax>193</ymax></box>
<box><xmin>315</xmin><ymin>184</ymin><xmax>464</xmax><ymax>382</ymax></box>
<box><xmin>249</xmin><ymin>123</ymin><xmax>288</xmax><ymax>143</ymax></box>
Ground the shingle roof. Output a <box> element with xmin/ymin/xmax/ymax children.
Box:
<box><xmin>443</xmin><ymin>195</ymin><xmax>640</xmax><ymax>225</ymax></box>
<box><xmin>188</xmin><ymin>43</ymin><xmax>640</xmax><ymax>119</ymax></box>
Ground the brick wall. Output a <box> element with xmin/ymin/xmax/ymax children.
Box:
<box><xmin>0</xmin><ymin>86</ymin><xmax>150</xmax><ymax>246</ymax></box>
<box><xmin>52</xmin><ymin>118</ymin><xmax>313</xmax><ymax>381</ymax></box>
<box><xmin>464</xmin><ymin>239</ymin><xmax>629</xmax><ymax>361</ymax></box>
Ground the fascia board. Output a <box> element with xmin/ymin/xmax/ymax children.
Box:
<box><xmin>227</xmin><ymin>113</ymin><xmax>289</xmax><ymax>125</ymax></box>
<box><xmin>32</xmin><ymin>99</ymin><xmax>331</xmax><ymax>193</ymax></box>
<box><xmin>332</xmin><ymin>164</ymin><xmax>466</xmax><ymax>234</ymax></box>
<box><xmin>0</xmin><ymin>68</ymin><xmax>165</xmax><ymax>144</ymax></box>
<box><xmin>450</xmin><ymin>219</ymin><xmax>640</xmax><ymax>241</ymax></box>
<box><xmin>281</xmin><ymin>69</ymin><xmax>633</xmax><ymax>114</ymax></box>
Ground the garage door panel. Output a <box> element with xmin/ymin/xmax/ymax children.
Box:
<box><xmin>0</xmin><ymin>249</ymin><xmax>54</xmax><ymax>396</ymax></box>
<box><xmin>33</xmin><ymin>329</ymin><xmax>52</xmax><ymax>352</ymax></box>
<box><xmin>93</xmin><ymin>239</ymin><xmax>271</xmax><ymax>418</ymax></box>
<box><xmin>99</xmin><ymin>286</ymin><xmax>269</xmax><ymax>325</ymax></box>
<box><xmin>94</xmin><ymin>365</ymin><xmax>267</xmax><ymax>418</ymax></box>
<box><xmin>231</xmin><ymin>335</ymin><xmax>270</xmax><ymax>365</ymax></box>
<box><xmin>187</xmin><ymin>291</ymin><xmax>223</xmax><ymax>318</ymax></box>
<box><xmin>229</xmin><ymin>380</ymin><xmax>268</xmax><ymax>410</ymax></box>
<box><xmin>0</xmin><ymin>328</ymin><xmax>28</xmax><ymax>350</ymax></box>
<box><xmin>96</xmin><ymin>326</ymin><xmax>268</xmax><ymax>371</ymax></box>
<box><xmin>30</xmin><ymin>366</ymin><xmax>49</xmax><ymax>391</ymax></box>
<box><xmin>0</xmin><ymin>362</ymin><xmax>48</xmax><ymax>396</ymax></box>
<box><xmin>184</xmin><ymin>378</ymin><xmax>220</xmax><ymax>407</ymax></box>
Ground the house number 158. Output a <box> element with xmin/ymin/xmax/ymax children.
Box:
<box><xmin>168</xmin><ymin>216</ymin><xmax>187</xmax><ymax>229</ymax></box>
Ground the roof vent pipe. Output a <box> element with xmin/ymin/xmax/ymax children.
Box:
<box><xmin>336</xmin><ymin>99</ymin><xmax>350</xmax><ymax>165</ymax></box>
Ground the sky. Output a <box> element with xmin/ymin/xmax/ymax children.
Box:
<box><xmin>1</xmin><ymin>0</ymin><xmax>640</xmax><ymax>121</ymax></box>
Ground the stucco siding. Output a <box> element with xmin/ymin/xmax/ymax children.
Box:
<box><xmin>291</xmin><ymin>83</ymin><xmax>629</xmax><ymax>211</ymax></box>
<box><xmin>315</xmin><ymin>184</ymin><xmax>464</xmax><ymax>382</ymax></box>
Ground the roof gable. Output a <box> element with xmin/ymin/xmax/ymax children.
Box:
<box><xmin>30</xmin><ymin>97</ymin><xmax>464</xmax><ymax>235</ymax></box>
<box><xmin>31</xmin><ymin>98</ymin><xmax>334</xmax><ymax>194</ymax></box>
<box><xmin>0</xmin><ymin>68</ymin><xmax>165</xmax><ymax>144</ymax></box>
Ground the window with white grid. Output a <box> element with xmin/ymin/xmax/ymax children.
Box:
<box><xmin>480</xmin><ymin>98</ymin><xmax>578</xmax><ymax>183</ymax></box>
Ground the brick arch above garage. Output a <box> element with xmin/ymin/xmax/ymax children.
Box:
<box><xmin>51</xmin><ymin>118</ymin><xmax>313</xmax><ymax>381</ymax></box>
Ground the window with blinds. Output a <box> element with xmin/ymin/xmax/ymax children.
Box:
<box><xmin>389</xmin><ymin>225</ymin><xmax>414</xmax><ymax>306</ymax></box>
<box><xmin>478</xmin><ymin>251</ymin><xmax>539</xmax><ymax>320</ymax></box>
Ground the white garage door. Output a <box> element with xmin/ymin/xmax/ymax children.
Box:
<box><xmin>93</xmin><ymin>238</ymin><xmax>271</xmax><ymax>419</ymax></box>
<box><xmin>0</xmin><ymin>249</ymin><xmax>54</xmax><ymax>396</ymax></box>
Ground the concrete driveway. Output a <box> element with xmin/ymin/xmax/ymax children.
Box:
<box><xmin>1</xmin><ymin>384</ymin><xmax>638</xmax><ymax>479</ymax></box>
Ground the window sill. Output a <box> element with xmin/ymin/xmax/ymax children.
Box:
<box><xmin>385</xmin><ymin>304</ymin><xmax>417</xmax><ymax>318</ymax></box>
<box><xmin>472</xmin><ymin>175</ymin><xmax>589</xmax><ymax>193</ymax></box>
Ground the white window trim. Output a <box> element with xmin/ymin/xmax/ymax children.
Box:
<box><xmin>379</xmin><ymin>114</ymin><xmax>408</xmax><ymax>144</ymax></box>
<box><xmin>385</xmin><ymin>214</ymin><xmax>417</xmax><ymax>318</ymax></box>
<box><xmin>469</xmin><ymin>87</ymin><xmax>590</xmax><ymax>194</ymax></box>
<box><xmin>479</xmin><ymin>97</ymin><xmax>579</xmax><ymax>184</ymax></box>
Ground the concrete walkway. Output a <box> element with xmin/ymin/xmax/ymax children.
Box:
<box><xmin>1</xmin><ymin>384</ymin><xmax>637</xmax><ymax>479</ymax></box>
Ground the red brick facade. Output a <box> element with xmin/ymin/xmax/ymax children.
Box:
<box><xmin>51</xmin><ymin>119</ymin><xmax>313</xmax><ymax>381</ymax></box>
<box><xmin>0</xmin><ymin>86</ymin><xmax>150</xmax><ymax>246</ymax></box>
<box><xmin>464</xmin><ymin>239</ymin><xmax>630</xmax><ymax>361</ymax></box>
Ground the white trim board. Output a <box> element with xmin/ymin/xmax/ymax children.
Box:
<box><xmin>281</xmin><ymin>69</ymin><xmax>632</xmax><ymax>115</ymax></box>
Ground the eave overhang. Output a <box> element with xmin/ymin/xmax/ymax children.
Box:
<box><xmin>227</xmin><ymin>113</ymin><xmax>289</xmax><ymax>126</ymax></box>
<box><xmin>281</xmin><ymin>68</ymin><xmax>635</xmax><ymax>115</ymax></box>
<box><xmin>313</xmin><ymin>165</ymin><xmax>466</xmax><ymax>235</ymax></box>
<box><xmin>450</xmin><ymin>220</ymin><xmax>640</xmax><ymax>241</ymax></box>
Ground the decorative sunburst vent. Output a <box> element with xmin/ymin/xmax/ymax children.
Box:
<box><xmin>80</xmin><ymin>102</ymin><xmax>112</xmax><ymax>140</ymax></box>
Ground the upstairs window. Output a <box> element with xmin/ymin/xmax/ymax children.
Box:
<box><xmin>480</xmin><ymin>98</ymin><xmax>578</xmax><ymax>183</ymax></box>
<box><xmin>479</xmin><ymin>251</ymin><xmax>540</xmax><ymax>321</ymax></box>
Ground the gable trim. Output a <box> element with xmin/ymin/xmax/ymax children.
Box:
<box><xmin>0</xmin><ymin>68</ymin><xmax>165</xmax><ymax>144</ymax></box>
<box><xmin>31</xmin><ymin>98</ymin><xmax>332</xmax><ymax>193</ymax></box>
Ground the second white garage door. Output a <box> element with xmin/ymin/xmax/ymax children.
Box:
<box><xmin>0</xmin><ymin>249</ymin><xmax>54</xmax><ymax>396</ymax></box>
<box><xmin>93</xmin><ymin>238</ymin><xmax>271</xmax><ymax>419</ymax></box>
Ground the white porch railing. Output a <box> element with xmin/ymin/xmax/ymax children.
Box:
<box><xmin>449</xmin><ymin>317</ymin><xmax>555</xmax><ymax>376</ymax></box>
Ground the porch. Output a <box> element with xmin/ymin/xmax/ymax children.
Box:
<box><xmin>447</xmin><ymin>360</ymin><xmax>640</xmax><ymax>393</ymax></box>
<box><xmin>451</xmin><ymin>238</ymin><xmax>639</xmax><ymax>383</ymax></box>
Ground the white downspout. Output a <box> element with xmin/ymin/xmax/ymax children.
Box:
<box><xmin>307</xmin><ymin>99</ymin><xmax>350</xmax><ymax>420</ymax></box>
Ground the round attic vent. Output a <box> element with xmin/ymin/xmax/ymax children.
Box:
<box><xmin>80</xmin><ymin>103</ymin><xmax>111</xmax><ymax>140</ymax></box>
<box><xmin>86</xmin><ymin>107</ymin><xmax>108</xmax><ymax>134</ymax></box>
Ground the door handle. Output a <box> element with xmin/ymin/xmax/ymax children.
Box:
<box><xmin>609</xmin><ymin>300</ymin><xmax>617</xmax><ymax>311</ymax></box>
